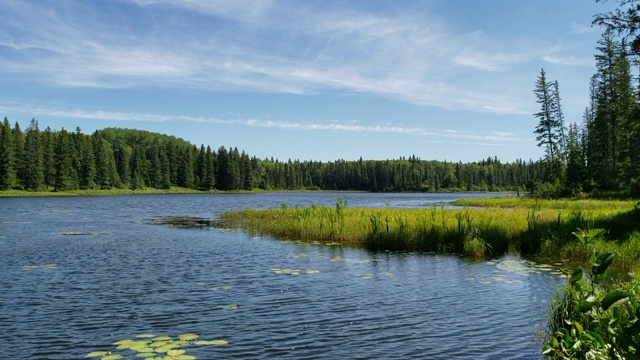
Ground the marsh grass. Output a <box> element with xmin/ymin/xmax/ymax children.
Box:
<box><xmin>221</xmin><ymin>197</ymin><xmax>640</xmax><ymax>276</ymax></box>
<box><xmin>452</xmin><ymin>196</ymin><xmax>635</xmax><ymax>211</ymax></box>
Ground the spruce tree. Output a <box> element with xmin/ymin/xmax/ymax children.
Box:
<box><xmin>0</xmin><ymin>118</ymin><xmax>15</xmax><ymax>189</ymax></box>
<box><xmin>54</xmin><ymin>128</ymin><xmax>75</xmax><ymax>191</ymax></box>
<box><xmin>24</xmin><ymin>118</ymin><xmax>45</xmax><ymax>191</ymax></box>
<box><xmin>533</xmin><ymin>68</ymin><xmax>562</xmax><ymax>181</ymax></box>
<box><xmin>12</xmin><ymin>122</ymin><xmax>26</xmax><ymax>189</ymax></box>
<box><xmin>41</xmin><ymin>126</ymin><xmax>56</xmax><ymax>189</ymax></box>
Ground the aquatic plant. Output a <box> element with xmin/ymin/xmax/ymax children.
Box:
<box><xmin>543</xmin><ymin>251</ymin><xmax>640</xmax><ymax>359</ymax></box>
<box><xmin>84</xmin><ymin>333</ymin><xmax>228</xmax><ymax>359</ymax></box>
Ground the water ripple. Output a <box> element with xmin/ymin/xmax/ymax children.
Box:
<box><xmin>0</xmin><ymin>194</ymin><xmax>562</xmax><ymax>359</ymax></box>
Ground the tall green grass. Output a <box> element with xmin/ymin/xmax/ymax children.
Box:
<box><xmin>221</xmin><ymin>198</ymin><xmax>638</xmax><ymax>264</ymax></box>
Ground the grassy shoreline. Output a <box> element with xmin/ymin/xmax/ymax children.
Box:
<box><xmin>221</xmin><ymin>198</ymin><xmax>639</xmax><ymax>271</ymax></box>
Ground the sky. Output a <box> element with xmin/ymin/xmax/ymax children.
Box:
<box><xmin>0</xmin><ymin>0</ymin><xmax>619</xmax><ymax>163</ymax></box>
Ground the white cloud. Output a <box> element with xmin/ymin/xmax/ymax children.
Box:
<box><xmin>0</xmin><ymin>1</ymin><xmax>573</xmax><ymax>115</ymax></box>
<box><xmin>542</xmin><ymin>54</ymin><xmax>593</xmax><ymax>67</ymax></box>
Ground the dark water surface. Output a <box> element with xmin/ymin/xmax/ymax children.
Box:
<box><xmin>0</xmin><ymin>193</ymin><xmax>563</xmax><ymax>359</ymax></box>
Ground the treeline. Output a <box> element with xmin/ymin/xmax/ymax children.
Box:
<box><xmin>0</xmin><ymin>118</ymin><xmax>542</xmax><ymax>193</ymax></box>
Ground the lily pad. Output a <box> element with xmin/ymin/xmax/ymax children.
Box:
<box><xmin>84</xmin><ymin>351</ymin><xmax>109</xmax><ymax>358</ymax></box>
<box><xmin>195</xmin><ymin>339</ymin><xmax>229</xmax><ymax>346</ymax></box>
<box><xmin>213</xmin><ymin>304</ymin><xmax>238</xmax><ymax>310</ymax></box>
<box><xmin>135</xmin><ymin>347</ymin><xmax>155</xmax><ymax>353</ymax></box>
<box><xmin>167</xmin><ymin>349</ymin><xmax>186</xmax><ymax>356</ymax></box>
<box><xmin>113</xmin><ymin>339</ymin><xmax>134</xmax><ymax>346</ymax></box>
<box><xmin>135</xmin><ymin>353</ymin><xmax>156</xmax><ymax>358</ymax></box>
<box><xmin>149</xmin><ymin>340</ymin><xmax>170</xmax><ymax>347</ymax></box>
<box><xmin>102</xmin><ymin>355</ymin><xmax>124</xmax><ymax>360</ymax></box>
<box><xmin>172</xmin><ymin>355</ymin><xmax>197</xmax><ymax>360</ymax></box>
<box><xmin>178</xmin><ymin>333</ymin><xmax>199</xmax><ymax>341</ymax></box>
<box><xmin>155</xmin><ymin>344</ymin><xmax>180</xmax><ymax>353</ymax></box>
<box><xmin>135</xmin><ymin>334</ymin><xmax>156</xmax><ymax>339</ymax></box>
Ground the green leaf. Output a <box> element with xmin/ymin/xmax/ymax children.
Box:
<box><xmin>591</xmin><ymin>252</ymin><xmax>614</xmax><ymax>277</ymax></box>
<box><xmin>569</xmin><ymin>268</ymin><xmax>583</xmax><ymax>285</ymax></box>
<box><xmin>601</xmin><ymin>290</ymin><xmax>630</xmax><ymax>311</ymax></box>
<box><xmin>135</xmin><ymin>353</ymin><xmax>156</xmax><ymax>358</ymax></box>
<box><xmin>194</xmin><ymin>339</ymin><xmax>228</xmax><ymax>346</ymax></box>
<box><xmin>577</xmin><ymin>300</ymin><xmax>594</xmax><ymax>313</ymax></box>
<box><xmin>178</xmin><ymin>333</ymin><xmax>199</xmax><ymax>341</ymax></box>
<box><xmin>102</xmin><ymin>356</ymin><xmax>124</xmax><ymax>360</ymax></box>
<box><xmin>84</xmin><ymin>351</ymin><xmax>108</xmax><ymax>358</ymax></box>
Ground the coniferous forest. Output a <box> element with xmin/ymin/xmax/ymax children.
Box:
<box><xmin>0</xmin><ymin>118</ymin><xmax>538</xmax><ymax>194</ymax></box>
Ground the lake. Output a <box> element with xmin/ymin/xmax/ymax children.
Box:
<box><xmin>0</xmin><ymin>192</ymin><xmax>563</xmax><ymax>359</ymax></box>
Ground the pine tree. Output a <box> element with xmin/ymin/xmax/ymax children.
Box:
<box><xmin>24</xmin><ymin>118</ymin><xmax>44</xmax><ymax>191</ymax></box>
<box><xmin>564</xmin><ymin>122</ymin><xmax>587</xmax><ymax>195</ymax></box>
<box><xmin>78</xmin><ymin>136</ymin><xmax>96</xmax><ymax>189</ymax></box>
<box><xmin>54</xmin><ymin>128</ymin><xmax>75</xmax><ymax>191</ymax></box>
<box><xmin>12</xmin><ymin>122</ymin><xmax>26</xmax><ymax>189</ymax></box>
<box><xmin>552</xmin><ymin>80</ymin><xmax>567</xmax><ymax>156</ymax></box>
<box><xmin>533</xmin><ymin>68</ymin><xmax>563</xmax><ymax>181</ymax></box>
<box><xmin>0</xmin><ymin>118</ymin><xmax>15</xmax><ymax>190</ymax></box>
<box><xmin>129</xmin><ymin>145</ymin><xmax>147</xmax><ymax>190</ymax></box>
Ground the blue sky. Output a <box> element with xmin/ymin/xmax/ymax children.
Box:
<box><xmin>0</xmin><ymin>0</ymin><xmax>617</xmax><ymax>162</ymax></box>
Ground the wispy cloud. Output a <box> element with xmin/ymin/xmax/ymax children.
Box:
<box><xmin>0</xmin><ymin>1</ymin><xmax>573</xmax><ymax>114</ymax></box>
<box><xmin>542</xmin><ymin>54</ymin><xmax>593</xmax><ymax>67</ymax></box>
<box><xmin>0</xmin><ymin>101</ymin><xmax>528</xmax><ymax>146</ymax></box>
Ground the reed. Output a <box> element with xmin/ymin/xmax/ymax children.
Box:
<box><xmin>221</xmin><ymin>198</ymin><xmax>637</xmax><ymax>261</ymax></box>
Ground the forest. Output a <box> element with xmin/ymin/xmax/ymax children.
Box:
<box><xmin>0</xmin><ymin>118</ymin><xmax>538</xmax><ymax>194</ymax></box>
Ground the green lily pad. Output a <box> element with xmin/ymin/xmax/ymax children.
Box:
<box><xmin>84</xmin><ymin>351</ymin><xmax>109</xmax><ymax>358</ymax></box>
<box><xmin>135</xmin><ymin>353</ymin><xmax>156</xmax><ymax>358</ymax></box>
<box><xmin>172</xmin><ymin>355</ymin><xmax>197</xmax><ymax>360</ymax></box>
<box><xmin>149</xmin><ymin>340</ymin><xmax>170</xmax><ymax>347</ymax></box>
<box><xmin>128</xmin><ymin>341</ymin><xmax>151</xmax><ymax>350</ymax></box>
<box><xmin>167</xmin><ymin>349</ymin><xmax>186</xmax><ymax>356</ymax></box>
<box><xmin>178</xmin><ymin>333</ymin><xmax>199</xmax><ymax>341</ymax></box>
<box><xmin>155</xmin><ymin>344</ymin><xmax>179</xmax><ymax>353</ymax></box>
<box><xmin>135</xmin><ymin>347</ymin><xmax>155</xmax><ymax>353</ymax></box>
<box><xmin>195</xmin><ymin>339</ymin><xmax>229</xmax><ymax>346</ymax></box>
<box><xmin>213</xmin><ymin>304</ymin><xmax>238</xmax><ymax>310</ymax></box>
<box><xmin>136</xmin><ymin>334</ymin><xmax>156</xmax><ymax>339</ymax></box>
<box><xmin>102</xmin><ymin>355</ymin><xmax>124</xmax><ymax>360</ymax></box>
<box><xmin>113</xmin><ymin>339</ymin><xmax>134</xmax><ymax>346</ymax></box>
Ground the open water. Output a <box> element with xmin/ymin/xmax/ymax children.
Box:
<box><xmin>0</xmin><ymin>192</ymin><xmax>563</xmax><ymax>359</ymax></box>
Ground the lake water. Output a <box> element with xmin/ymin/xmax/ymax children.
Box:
<box><xmin>0</xmin><ymin>192</ymin><xmax>563</xmax><ymax>359</ymax></box>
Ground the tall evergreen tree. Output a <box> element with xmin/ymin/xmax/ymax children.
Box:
<box><xmin>12</xmin><ymin>122</ymin><xmax>26</xmax><ymax>189</ymax></box>
<box><xmin>533</xmin><ymin>68</ymin><xmax>563</xmax><ymax>181</ymax></box>
<box><xmin>564</xmin><ymin>122</ymin><xmax>587</xmax><ymax>194</ymax></box>
<box><xmin>78</xmin><ymin>136</ymin><xmax>96</xmax><ymax>189</ymax></box>
<box><xmin>54</xmin><ymin>128</ymin><xmax>75</xmax><ymax>191</ymax></box>
<box><xmin>24</xmin><ymin>118</ymin><xmax>44</xmax><ymax>191</ymax></box>
<box><xmin>0</xmin><ymin>118</ymin><xmax>15</xmax><ymax>190</ymax></box>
